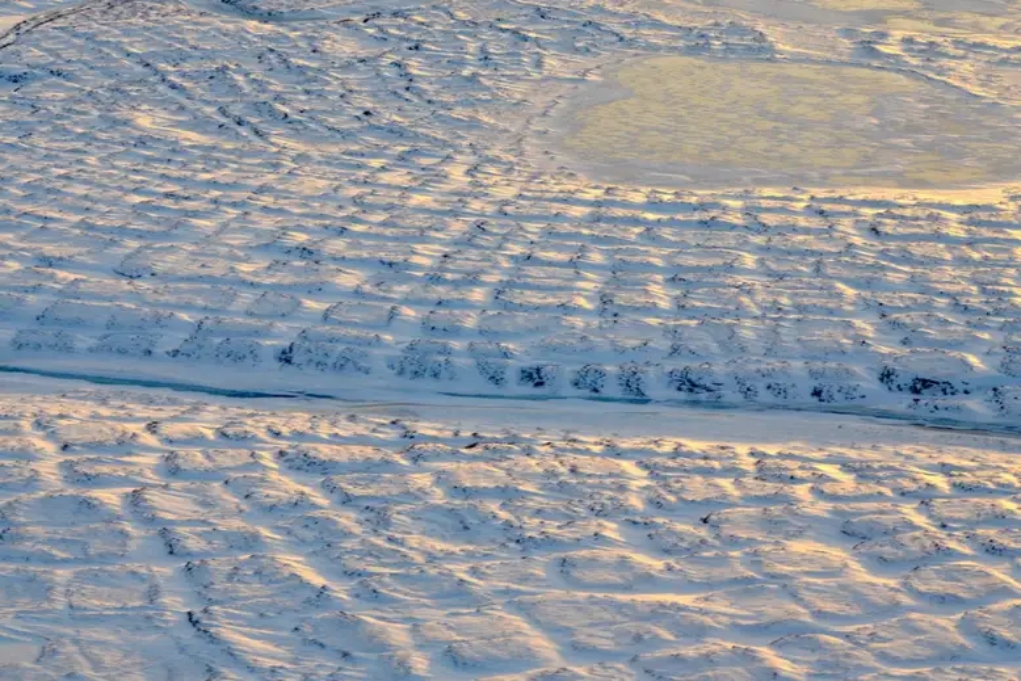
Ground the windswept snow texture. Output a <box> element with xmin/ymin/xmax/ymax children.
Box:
<box><xmin>0</xmin><ymin>385</ymin><xmax>1020</xmax><ymax>679</ymax></box>
<box><xmin>1</xmin><ymin>0</ymin><xmax>1021</xmax><ymax>425</ymax></box>
<box><xmin>8</xmin><ymin>1</ymin><xmax>1021</xmax><ymax>678</ymax></box>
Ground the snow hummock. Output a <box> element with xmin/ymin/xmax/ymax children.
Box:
<box><xmin>1</xmin><ymin>376</ymin><xmax>1021</xmax><ymax>679</ymax></box>
<box><xmin>2</xmin><ymin>0</ymin><xmax>1021</xmax><ymax>429</ymax></box>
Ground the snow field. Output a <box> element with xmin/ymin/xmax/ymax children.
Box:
<box><xmin>3</xmin><ymin>0</ymin><xmax>1021</xmax><ymax>425</ymax></box>
<box><xmin>1</xmin><ymin>383</ymin><xmax>1021</xmax><ymax>678</ymax></box>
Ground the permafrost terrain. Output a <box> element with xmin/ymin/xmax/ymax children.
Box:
<box><xmin>3</xmin><ymin>382</ymin><xmax>1021</xmax><ymax>680</ymax></box>
<box><xmin>2</xmin><ymin>0</ymin><xmax>1021</xmax><ymax>425</ymax></box>
<box><xmin>4</xmin><ymin>0</ymin><xmax>1021</xmax><ymax>678</ymax></box>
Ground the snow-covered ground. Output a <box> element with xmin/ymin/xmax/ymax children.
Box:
<box><xmin>5</xmin><ymin>0</ymin><xmax>1021</xmax><ymax>677</ymax></box>
<box><xmin>2</xmin><ymin>0</ymin><xmax>1021</xmax><ymax>426</ymax></box>
<box><xmin>3</xmin><ymin>376</ymin><xmax>1021</xmax><ymax>680</ymax></box>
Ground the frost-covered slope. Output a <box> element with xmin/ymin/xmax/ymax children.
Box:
<box><xmin>3</xmin><ymin>380</ymin><xmax>1021</xmax><ymax>679</ymax></box>
<box><xmin>3</xmin><ymin>0</ymin><xmax>1021</xmax><ymax>425</ymax></box>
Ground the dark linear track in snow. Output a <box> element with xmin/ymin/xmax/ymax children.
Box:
<box><xmin>0</xmin><ymin>0</ymin><xmax>120</xmax><ymax>52</ymax></box>
<box><xmin>5</xmin><ymin>364</ymin><xmax>1021</xmax><ymax>440</ymax></box>
<box><xmin>0</xmin><ymin>365</ymin><xmax>335</xmax><ymax>400</ymax></box>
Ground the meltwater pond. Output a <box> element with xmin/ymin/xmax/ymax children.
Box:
<box><xmin>560</xmin><ymin>56</ymin><xmax>1021</xmax><ymax>189</ymax></box>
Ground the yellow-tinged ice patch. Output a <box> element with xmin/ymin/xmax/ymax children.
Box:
<box><xmin>811</xmin><ymin>0</ymin><xmax>920</xmax><ymax>11</ymax></box>
<box><xmin>562</xmin><ymin>56</ymin><xmax>1021</xmax><ymax>188</ymax></box>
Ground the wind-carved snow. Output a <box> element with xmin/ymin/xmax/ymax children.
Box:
<box><xmin>1</xmin><ymin>0</ymin><xmax>1021</xmax><ymax>427</ymax></box>
<box><xmin>1</xmin><ymin>384</ymin><xmax>1021</xmax><ymax>679</ymax></box>
<box><xmin>4</xmin><ymin>1</ymin><xmax>1021</xmax><ymax>677</ymax></box>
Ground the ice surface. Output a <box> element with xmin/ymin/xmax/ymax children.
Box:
<box><xmin>561</xmin><ymin>55</ymin><xmax>1021</xmax><ymax>188</ymax></box>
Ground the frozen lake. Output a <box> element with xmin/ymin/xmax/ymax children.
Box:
<box><xmin>559</xmin><ymin>54</ymin><xmax>1021</xmax><ymax>189</ymax></box>
<box><xmin>701</xmin><ymin>0</ymin><xmax>1016</xmax><ymax>28</ymax></box>
<box><xmin>549</xmin><ymin>0</ymin><xmax>1021</xmax><ymax>189</ymax></box>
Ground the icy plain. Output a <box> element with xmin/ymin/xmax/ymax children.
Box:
<box><xmin>5</xmin><ymin>0</ymin><xmax>1021</xmax><ymax>677</ymax></box>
